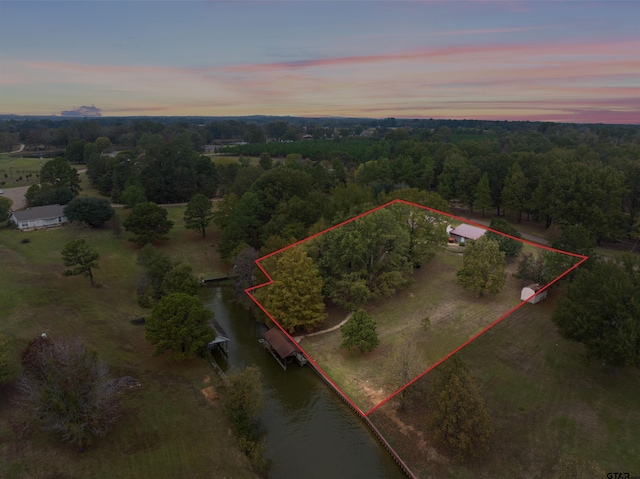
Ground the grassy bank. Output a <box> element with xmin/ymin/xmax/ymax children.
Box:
<box><xmin>0</xmin><ymin>210</ymin><xmax>253</xmax><ymax>479</ymax></box>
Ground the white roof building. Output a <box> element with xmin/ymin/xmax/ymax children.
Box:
<box><xmin>450</xmin><ymin>224</ymin><xmax>486</xmax><ymax>243</ymax></box>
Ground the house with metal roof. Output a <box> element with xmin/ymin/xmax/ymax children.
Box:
<box><xmin>10</xmin><ymin>204</ymin><xmax>68</xmax><ymax>231</ymax></box>
<box><xmin>449</xmin><ymin>223</ymin><xmax>486</xmax><ymax>244</ymax></box>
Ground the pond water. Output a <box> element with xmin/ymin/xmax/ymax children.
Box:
<box><xmin>201</xmin><ymin>287</ymin><xmax>406</xmax><ymax>479</ymax></box>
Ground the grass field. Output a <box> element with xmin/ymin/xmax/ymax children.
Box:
<box><xmin>369</xmin><ymin>298</ymin><xmax>640</xmax><ymax>478</ymax></box>
<box><xmin>0</xmin><ymin>154</ymin><xmax>43</xmax><ymax>188</ymax></box>
<box><xmin>0</xmin><ymin>204</ymin><xmax>254</xmax><ymax>478</ymax></box>
<box><xmin>301</xmin><ymin>245</ymin><xmax>570</xmax><ymax>412</ymax></box>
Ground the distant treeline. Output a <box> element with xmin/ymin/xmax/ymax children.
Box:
<box><xmin>2</xmin><ymin>116</ymin><xmax>639</xmax><ymax>250</ymax></box>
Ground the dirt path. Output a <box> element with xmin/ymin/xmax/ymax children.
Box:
<box><xmin>294</xmin><ymin>312</ymin><xmax>353</xmax><ymax>343</ymax></box>
<box><xmin>6</xmin><ymin>144</ymin><xmax>25</xmax><ymax>154</ymax></box>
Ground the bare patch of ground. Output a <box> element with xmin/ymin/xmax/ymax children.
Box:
<box><xmin>201</xmin><ymin>386</ymin><xmax>219</xmax><ymax>403</ymax></box>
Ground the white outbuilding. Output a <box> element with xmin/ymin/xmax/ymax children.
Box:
<box><xmin>521</xmin><ymin>283</ymin><xmax>548</xmax><ymax>304</ymax></box>
<box><xmin>449</xmin><ymin>223</ymin><xmax>486</xmax><ymax>244</ymax></box>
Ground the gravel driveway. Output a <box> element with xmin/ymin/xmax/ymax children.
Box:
<box><xmin>1</xmin><ymin>186</ymin><xmax>29</xmax><ymax>211</ymax></box>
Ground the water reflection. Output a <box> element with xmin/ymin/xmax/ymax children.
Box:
<box><xmin>201</xmin><ymin>287</ymin><xmax>405</xmax><ymax>479</ymax></box>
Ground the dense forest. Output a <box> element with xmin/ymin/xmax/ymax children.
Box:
<box><xmin>2</xmin><ymin>115</ymin><xmax>638</xmax><ymax>254</ymax></box>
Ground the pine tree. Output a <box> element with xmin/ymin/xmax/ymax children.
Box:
<box><xmin>501</xmin><ymin>163</ymin><xmax>528</xmax><ymax>222</ymax></box>
<box><xmin>61</xmin><ymin>238</ymin><xmax>100</xmax><ymax>286</ymax></box>
<box><xmin>473</xmin><ymin>173</ymin><xmax>493</xmax><ymax>217</ymax></box>
<box><xmin>428</xmin><ymin>357</ymin><xmax>493</xmax><ymax>459</ymax></box>
<box><xmin>184</xmin><ymin>193</ymin><xmax>214</xmax><ymax>238</ymax></box>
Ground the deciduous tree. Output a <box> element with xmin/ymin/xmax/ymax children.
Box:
<box><xmin>230</xmin><ymin>247</ymin><xmax>259</xmax><ymax>306</ymax></box>
<box><xmin>222</xmin><ymin>365</ymin><xmax>270</xmax><ymax>475</ymax></box>
<box><xmin>0</xmin><ymin>197</ymin><xmax>11</xmax><ymax>222</ymax></box>
<box><xmin>340</xmin><ymin>309</ymin><xmax>379</xmax><ymax>353</ymax></box>
<box><xmin>61</xmin><ymin>238</ymin><xmax>100</xmax><ymax>286</ymax></box>
<box><xmin>256</xmin><ymin>247</ymin><xmax>326</xmax><ymax>333</ymax></box>
<box><xmin>318</xmin><ymin>208</ymin><xmax>412</xmax><ymax>307</ymax></box>
<box><xmin>40</xmin><ymin>157</ymin><xmax>80</xmax><ymax>194</ymax></box>
<box><xmin>145</xmin><ymin>293</ymin><xmax>215</xmax><ymax>361</ymax></box>
<box><xmin>552</xmin><ymin>257</ymin><xmax>640</xmax><ymax>367</ymax></box>
<box><xmin>120</xmin><ymin>184</ymin><xmax>147</xmax><ymax>209</ymax></box>
<box><xmin>183</xmin><ymin>193</ymin><xmax>214</xmax><ymax>238</ymax></box>
<box><xmin>124</xmin><ymin>201</ymin><xmax>174</xmax><ymax>246</ymax></box>
<box><xmin>64</xmin><ymin>197</ymin><xmax>114</xmax><ymax>227</ymax></box>
<box><xmin>486</xmin><ymin>218</ymin><xmax>523</xmax><ymax>259</ymax></box>
<box><xmin>161</xmin><ymin>263</ymin><xmax>199</xmax><ymax>297</ymax></box>
<box><xmin>17</xmin><ymin>336</ymin><xmax>120</xmax><ymax>448</ymax></box>
<box><xmin>383</xmin><ymin>341</ymin><xmax>423</xmax><ymax>411</ymax></box>
<box><xmin>94</xmin><ymin>136</ymin><xmax>112</xmax><ymax>154</ymax></box>
<box><xmin>456</xmin><ymin>236</ymin><xmax>506</xmax><ymax>296</ymax></box>
<box><xmin>135</xmin><ymin>245</ymin><xmax>174</xmax><ymax>307</ymax></box>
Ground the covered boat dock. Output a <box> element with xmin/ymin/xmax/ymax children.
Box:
<box><xmin>207</xmin><ymin>318</ymin><xmax>231</xmax><ymax>356</ymax></box>
<box><xmin>260</xmin><ymin>328</ymin><xmax>308</xmax><ymax>370</ymax></box>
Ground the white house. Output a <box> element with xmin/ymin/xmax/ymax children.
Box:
<box><xmin>450</xmin><ymin>224</ymin><xmax>487</xmax><ymax>244</ymax></box>
<box><xmin>520</xmin><ymin>283</ymin><xmax>548</xmax><ymax>304</ymax></box>
<box><xmin>10</xmin><ymin>204</ymin><xmax>68</xmax><ymax>231</ymax></box>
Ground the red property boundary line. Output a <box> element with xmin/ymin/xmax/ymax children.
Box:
<box><xmin>244</xmin><ymin>199</ymin><xmax>588</xmax><ymax>471</ymax></box>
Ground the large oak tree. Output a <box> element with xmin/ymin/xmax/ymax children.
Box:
<box><xmin>457</xmin><ymin>236</ymin><xmax>506</xmax><ymax>297</ymax></box>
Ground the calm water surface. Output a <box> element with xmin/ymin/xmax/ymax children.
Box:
<box><xmin>202</xmin><ymin>287</ymin><xmax>406</xmax><ymax>479</ymax></box>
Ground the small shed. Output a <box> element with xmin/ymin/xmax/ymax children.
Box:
<box><xmin>10</xmin><ymin>204</ymin><xmax>68</xmax><ymax>231</ymax></box>
<box><xmin>450</xmin><ymin>224</ymin><xmax>486</xmax><ymax>244</ymax></box>
<box><xmin>521</xmin><ymin>283</ymin><xmax>548</xmax><ymax>304</ymax></box>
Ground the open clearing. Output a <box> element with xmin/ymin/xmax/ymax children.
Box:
<box><xmin>0</xmin><ymin>204</ymin><xmax>257</xmax><ymax>479</ymax></box>
<box><xmin>301</xmin><ymin>246</ymin><xmax>563</xmax><ymax>412</ymax></box>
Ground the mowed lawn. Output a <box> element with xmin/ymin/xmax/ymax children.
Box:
<box><xmin>302</xmin><ymin>245</ymin><xmax>565</xmax><ymax>412</ymax></box>
<box><xmin>0</xmin><ymin>204</ymin><xmax>254</xmax><ymax>478</ymax></box>
<box><xmin>369</xmin><ymin>298</ymin><xmax>640</xmax><ymax>478</ymax></box>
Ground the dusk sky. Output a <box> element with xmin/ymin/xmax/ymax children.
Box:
<box><xmin>0</xmin><ymin>1</ymin><xmax>638</xmax><ymax>123</ymax></box>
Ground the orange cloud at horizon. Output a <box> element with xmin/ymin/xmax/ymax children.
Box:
<box><xmin>2</xmin><ymin>38</ymin><xmax>638</xmax><ymax>124</ymax></box>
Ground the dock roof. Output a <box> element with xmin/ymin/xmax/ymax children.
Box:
<box><xmin>264</xmin><ymin>328</ymin><xmax>298</xmax><ymax>359</ymax></box>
